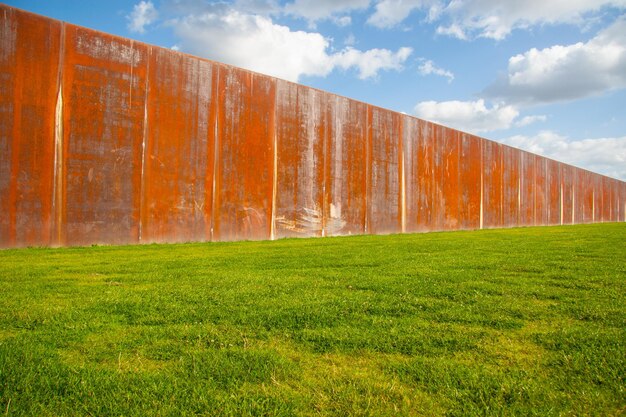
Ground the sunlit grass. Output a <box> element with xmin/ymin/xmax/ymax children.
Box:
<box><xmin>0</xmin><ymin>223</ymin><xmax>624</xmax><ymax>416</ymax></box>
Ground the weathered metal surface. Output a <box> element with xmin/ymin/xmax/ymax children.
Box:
<box><xmin>142</xmin><ymin>47</ymin><xmax>215</xmax><ymax>243</ymax></box>
<box><xmin>60</xmin><ymin>24</ymin><xmax>148</xmax><ymax>246</ymax></box>
<box><xmin>441</xmin><ymin>127</ymin><xmax>460</xmax><ymax>230</ymax></box>
<box><xmin>214</xmin><ymin>66</ymin><xmax>275</xmax><ymax>241</ymax></box>
<box><xmin>326</xmin><ymin>95</ymin><xmax>368</xmax><ymax>236</ymax></box>
<box><xmin>0</xmin><ymin>8</ymin><xmax>60</xmax><ymax>247</ymax></box>
<box><xmin>274</xmin><ymin>80</ymin><xmax>325</xmax><ymax>238</ymax></box>
<box><xmin>368</xmin><ymin>106</ymin><xmax>402</xmax><ymax>235</ymax></box>
<box><xmin>560</xmin><ymin>164</ymin><xmax>574</xmax><ymax>225</ymax></box>
<box><xmin>546</xmin><ymin>159</ymin><xmax>560</xmax><ymax>225</ymax></box>
<box><xmin>416</xmin><ymin>120</ymin><xmax>435</xmax><ymax>231</ymax></box>
<box><xmin>533</xmin><ymin>155</ymin><xmax>547</xmax><ymax>226</ymax></box>
<box><xmin>459</xmin><ymin>133</ymin><xmax>481</xmax><ymax>230</ymax></box>
<box><xmin>502</xmin><ymin>145</ymin><xmax>520</xmax><ymax>228</ymax></box>
<box><xmin>482</xmin><ymin>140</ymin><xmax>503</xmax><ymax>229</ymax></box>
<box><xmin>0</xmin><ymin>4</ymin><xmax>624</xmax><ymax>248</ymax></box>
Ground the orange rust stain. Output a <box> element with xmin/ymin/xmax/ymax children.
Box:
<box><xmin>142</xmin><ymin>47</ymin><xmax>215</xmax><ymax>243</ymax></box>
<box><xmin>482</xmin><ymin>140</ymin><xmax>503</xmax><ymax>229</ymax></box>
<box><xmin>459</xmin><ymin>133</ymin><xmax>481</xmax><ymax>230</ymax></box>
<box><xmin>0</xmin><ymin>8</ymin><xmax>60</xmax><ymax>247</ymax></box>
<box><xmin>0</xmin><ymin>3</ymin><xmax>624</xmax><ymax>248</ymax></box>
<box><xmin>274</xmin><ymin>80</ymin><xmax>325</xmax><ymax>238</ymax></box>
<box><xmin>214</xmin><ymin>66</ymin><xmax>275</xmax><ymax>242</ymax></box>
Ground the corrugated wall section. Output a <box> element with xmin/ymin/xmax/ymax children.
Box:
<box><xmin>1</xmin><ymin>4</ymin><xmax>624</xmax><ymax>248</ymax></box>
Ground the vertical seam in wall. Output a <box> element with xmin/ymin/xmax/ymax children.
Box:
<box><xmin>601</xmin><ymin>181</ymin><xmax>605</xmax><ymax>222</ymax></box>
<box><xmin>571</xmin><ymin>173</ymin><xmax>575</xmax><ymax>224</ymax></box>
<box><xmin>456</xmin><ymin>133</ymin><xmax>460</xmax><ymax>230</ymax></box>
<box><xmin>210</xmin><ymin>66</ymin><xmax>220</xmax><ymax>241</ymax></box>
<box><xmin>320</xmin><ymin>93</ymin><xmax>329</xmax><ymax>238</ymax></box>
<box><xmin>364</xmin><ymin>106</ymin><xmax>371</xmax><ymax>234</ymax></box>
<box><xmin>518</xmin><ymin>152</ymin><xmax>522</xmax><ymax>226</ymax></box>
<box><xmin>500</xmin><ymin>145</ymin><xmax>504</xmax><ymax>227</ymax></box>
<box><xmin>592</xmin><ymin>189</ymin><xmax>595</xmax><ymax>223</ymax></box>
<box><xmin>8</xmin><ymin>21</ymin><xmax>23</xmax><ymax>245</ymax></box>
<box><xmin>542</xmin><ymin>158</ymin><xmax>552</xmax><ymax>226</ymax></box>
<box><xmin>52</xmin><ymin>22</ymin><xmax>66</xmax><ymax>246</ymax></box>
<box><xmin>138</xmin><ymin>46</ymin><xmax>150</xmax><ymax>243</ymax></box>
<box><xmin>400</xmin><ymin>118</ymin><xmax>406</xmax><ymax>234</ymax></box>
<box><xmin>559</xmin><ymin>167</ymin><xmax>563</xmax><ymax>225</ymax></box>
<box><xmin>479</xmin><ymin>139</ymin><xmax>483</xmax><ymax>230</ymax></box>
<box><xmin>270</xmin><ymin>85</ymin><xmax>278</xmax><ymax>241</ymax></box>
<box><xmin>533</xmin><ymin>157</ymin><xmax>537</xmax><ymax>226</ymax></box>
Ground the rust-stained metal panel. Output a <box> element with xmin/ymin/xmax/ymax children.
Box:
<box><xmin>213</xmin><ymin>66</ymin><xmax>275</xmax><ymax>241</ymax></box>
<box><xmin>459</xmin><ymin>133</ymin><xmax>481</xmax><ymax>230</ymax></box>
<box><xmin>441</xmin><ymin>127</ymin><xmax>460</xmax><ymax>230</ymax></box>
<box><xmin>274</xmin><ymin>80</ymin><xmax>325</xmax><ymax>238</ymax></box>
<box><xmin>367</xmin><ymin>106</ymin><xmax>402</xmax><ymax>235</ymax></box>
<box><xmin>482</xmin><ymin>140</ymin><xmax>503</xmax><ymax>228</ymax></box>
<box><xmin>141</xmin><ymin>48</ymin><xmax>216</xmax><ymax>243</ymax></box>
<box><xmin>61</xmin><ymin>24</ymin><xmax>148</xmax><ymax>246</ymax></box>
<box><xmin>593</xmin><ymin>174</ymin><xmax>602</xmax><ymax>223</ymax></box>
<box><xmin>0</xmin><ymin>8</ymin><xmax>60</xmax><ymax>248</ymax></box>
<box><xmin>534</xmin><ymin>156</ymin><xmax>547</xmax><ymax>226</ymax></box>
<box><xmin>402</xmin><ymin>116</ymin><xmax>420</xmax><ymax>233</ymax></box>
<box><xmin>430</xmin><ymin>123</ymin><xmax>446</xmax><ymax>231</ymax></box>
<box><xmin>0</xmin><ymin>3</ymin><xmax>624</xmax><ymax>249</ymax></box>
<box><xmin>546</xmin><ymin>159</ymin><xmax>560</xmax><ymax>225</ymax></box>
<box><xmin>560</xmin><ymin>164</ymin><xmax>574</xmax><ymax>225</ymax></box>
<box><xmin>573</xmin><ymin>168</ymin><xmax>584</xmax><ymax>223</ymax></box>
<box><xmin>416</xmin><ymin>121</ymin><xmax>434</xmax><ymax>231</ymax></box>
<box><xmin>519</xmin><ymin>151</ymin><xmax>535</xmax><ymax>227</ymax></box>
<box><xmin>580</xmin><ymin>170</ymin><xmax>593</xmax><ymax>223</ymax></box>
<box><xmin>326</xmin><ymin>95</ymin><xmax>368</xmax><ymax>236</ymax></box>
<box><xmin>601</xmin><ymin>177</ymin><xmax>609</xmax><ymax>222</ymax></box>
<box><xmin>502</xmin><ymin>145</ymin><xmax>520</xmax><ymax>228</ymax></box>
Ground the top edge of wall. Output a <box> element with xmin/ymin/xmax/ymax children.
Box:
<box><xmin>1</xmin><ymin>2</ymin><xmax>624</xmax><ymax>184</ymax></box>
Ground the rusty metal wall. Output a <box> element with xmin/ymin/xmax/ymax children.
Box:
<box><xmin>1</xmin><ymin>4</ymin><xmax>624</xmax><ymax>248</ymax></box>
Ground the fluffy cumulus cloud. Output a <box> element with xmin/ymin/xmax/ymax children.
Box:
<box><xmin>436</xmin><ymin>0</ymin><xmax>626</xmax><ymax>40</ymax></box>
<box><xmin>171</xmin><ymin>9</ymin><xmax>411</xmax><ymax>82</ymax></box>
<box><xmin>501</xmin><ymin>131</ymin><xmax>626</xmax><ymax>180</ymax></box>
<box><xmin>515</xmin><ymin>115</ymin><xmax>547</xmax><ymax>127</ymax></box>
<box><xmin>127</xmin><ymin>1</ymin><xmax>158</xmax><ymax>34</ymax></box>
<box><xmin>485</xmin><ymin>17</ymin><xmax>626</xmax><ymax>104</ymax></box>
<box><xmin>367</xmin><ymin>0</ymin><xmax>432</xmax><ymax>28</ymax></box>
<box><xmin>367</xmin><ymin>0</ymin><xmax>626</xmax><ymax>39</ymax></box>
<box><xmin>284</xmin><ymin>0</ymin><xmax>370</xmax><ymax>24</ymax></box>
<box><xmin>333</xmin><ymin>47</ymin><xmax>413</xmax><ymax>79</ymax></box>
<box><xmin>413</xmin><ymin>99</ymin><xmax>519</xmax><ymax>133</ymax></box>
<box><xmin>417</xmin><ymin>59</ymin><xmax>454</xmax><ymax>83</ymax></box>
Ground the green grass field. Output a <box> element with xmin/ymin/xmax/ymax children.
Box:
<box><xmin>0</xmin><ymin>224</ymin><xmax>624</xmax><ymax>416</ymax></box>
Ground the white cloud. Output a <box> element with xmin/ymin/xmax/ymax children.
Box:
<box><xmin>171</xmin><ymin>9</ymin><xmax>412</xmax><ymax>82</ymax></box>
<box><xmin>485</xmin><ymin>17</ymin><xmax>626</xmax><ymax>104</ymax></box>
<box><xmin>367</xmin><ymin>0</ymin><xmax>626</xmax><ymax>38</ymax></box>
<box><xmin>284</xmin><ymin>0</ymin><xmax>370</xmax><ymax>23</ymax></box>
<box><xmin>418</xmin><ymin>59</ymin><xmax>454</xmax><ymax>83</ymax></box>
<box><xmin>443</xmin><ymin>0</ymin><xmax>626</xmax><ymax>40</ymax></box>
<box><xmin>413</xmin><ymin>99</ymin><xmax>519</xmax><ymax>133</ymax></box>
<box><xmin>367</xmin><ymin>0</ymin><xmax>428</xmax><ymax>28</ymax></box>
<box><xmin>435</xmin><ymin>23</ymin><xmax>467</xmax><ymax>40</ymax></box>
<box><xmin>501</xmin><ymin>131</ymin><xmax>626</xmax><ymax>180</ymax></box>
<box><xmin>333</xmin><ymin>46</ymin><xmax>413</xmax><ymax>79</ymax></box>
<box><xmin>333</xmin><ymin>16</ymin><xmax>352</xmax><ymax>27</ymax></box>
<box><xmin>515</xmin><ymin>115</ymin><xmax>547</xmax><ymax>127</ymax></box>
<box><xmin>234</xmin><ymin>0</ymin><xmax>280</xmax><ymax>16</ymax></box>
<box><xmin>127</xmin><ymin>1</ymin><xmax>158</xmax><ymax>34</ymax></box>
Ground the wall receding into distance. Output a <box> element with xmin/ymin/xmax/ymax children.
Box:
<box><xmin>1</xmin><ymin>4</ymin><xmax>624</xmax><ymax>248</ymax></box>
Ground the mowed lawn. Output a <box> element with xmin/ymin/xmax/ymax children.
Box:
<box><xmin>0</xmin><ymin>224</ymin><xmax>624</xmax><ymax>416</ymax></box>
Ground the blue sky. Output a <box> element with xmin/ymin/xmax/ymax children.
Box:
<box><xmin>6</xmin><ymin>0</ymin><xmax>626</xmax><ymax>180</ymax></box>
